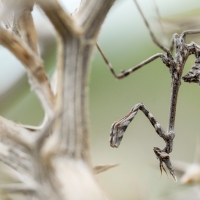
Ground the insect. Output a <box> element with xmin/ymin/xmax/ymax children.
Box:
<box><xmin>97</xmin><ymin>0</ymin><xmax>200</xmax><ymax>181</ymax></box>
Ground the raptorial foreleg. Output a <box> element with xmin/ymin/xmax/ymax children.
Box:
<box><xmin>109</xmin><ymin>103</ymin><xmax>177</xmax><ymax>181</ymax></box>
<box><xmin>110</xmin><ymin>103</ymin><xmax>166</xmax><ymax>147</ymax></box>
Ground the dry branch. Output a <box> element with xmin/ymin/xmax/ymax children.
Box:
<box><xmin>15</xmin><ymin>1</ymin><xmax>39</xmax><ymax>54</ymax></box>
<box><xmin>93</xmin><ymin>164</ymin><xmax>118</xmax><ymax>174</ymax></box>
<box><xmin>0</xmin><ymin>0</ymin><xmax>116</xmax><ymax>199</ymax></box>
<box><xmin>36</xmin><ymin>0</ymin><xmax>82</xmax><ymax>37</ymax></box>
<box><xmin>0</xmin><ymin>28</ymin><xmax>54</xmax><ymax>115</ymax></box>
<box><xmin>0</xmin><ymin>116</ymin><xmax>32</xmax><ymax>147</ymax></box>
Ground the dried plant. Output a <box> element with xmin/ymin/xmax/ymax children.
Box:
<box><xmin>0</xmin><ymin>0</ymin><xmax>115</xmax><ymax>199</ymax></box>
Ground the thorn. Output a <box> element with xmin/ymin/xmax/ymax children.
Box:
<box><xmin>93</xmin><ymin>164</ymin><xmax>119</xmax><ymax>174</ymax></box>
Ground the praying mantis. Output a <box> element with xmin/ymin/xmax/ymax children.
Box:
<box><xmin>97</xmin><ymin>0</ymin><xmax>200</xmax><ymax>181</ymax></box>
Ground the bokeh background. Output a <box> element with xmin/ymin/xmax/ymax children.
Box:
<box><xmin>1</xmin><ymin>0</ymin><xmax>200</xmax><ymax>199</ymax></box>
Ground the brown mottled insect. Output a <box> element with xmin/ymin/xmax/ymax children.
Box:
<box><xmin>97</xmin><ymin>0</ymin><xmax>200</xmax><ymax>181</ymax></box>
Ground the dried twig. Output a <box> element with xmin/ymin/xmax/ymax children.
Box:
<box><xmin>93</xmin><ymin>164</ymin><xmax>118</xmax><ymax>174</ymax></box>
<box><xmin>36</xmin><ymin>0</ymin><xmax>82</xmax><ymax>37</ymax></box>
<box><xmin>15</xmin><ymin>1</ymin><xmax>38</xmax><ymax>54</ymax></box>
<box><xmin>0</xmin><ymin>0</ymin><xmax>116</xmax><ymax>199</ymax></box>
<box><xmin>0</xmin><ymin>28</ymin><xmax>54</xmax><ymax>116</ymax></box>
<box><xmin>0</xmin><ymin>184</ymin><xmax>36</xmax><ymax>194</ymax></box>
<box><xmin>0</xmin><ymin>116</ymin><xmax>33</xmax><ymax>148</ymax></box>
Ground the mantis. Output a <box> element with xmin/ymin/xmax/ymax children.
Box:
<box><xmin>97</xmin><ymin>0</ymin><xmax>200</xmax><ymax>181</ymax></box>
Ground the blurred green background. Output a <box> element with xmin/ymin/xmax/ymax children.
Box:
<box><xmin>1</xmin><ymin>0</ymin><xmax>200</xmax><ymax>199</ymax></box>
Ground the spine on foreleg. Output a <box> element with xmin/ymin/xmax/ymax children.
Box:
<box><xmin>109</xmin><ymin>103</ymin><xmax>166</xmax><ymax>147</ymax></box>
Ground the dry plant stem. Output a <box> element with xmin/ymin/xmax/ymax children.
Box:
<box><xmin>77</xmin><ymin>0</ymin><xmax>115</xmax><ymax>39</ymax></box>
<box><xmin>0</xmin><ymin>184</ymin><xmax>35</xmax><ymax>194</ymax></box>
<box><xmin>38</xmin><ymin>0</ymin><xmax>115</xmax><ymax>159</ymax></box>
<box><xmin>15</xmin><ymin>1</ymin><xmax>38</xmax><ymax>54</ymax></box>
<box><xmin>34</xmin><ymin>114</ymin><xmax>55</xmax><ymax>149</ymax></box>
<box><xmin>0</xmin><ymin>116</ymin><xmax>37</xmax><ymax>188</ymax></box>
<box><xmin>0</xmin><ymin>0</ymin><xmax>116</xmax><ymax>199</ymax></box>
<box><xmin>0</xmin><ymin>140</ymin><xmax>30</xmax><ymax>173</ymax></box>
<box><xmin>0</xmin><ymin>28</ymin><xmax>54</xmax><ymax>115</ymax></box>
<box><xmin>30</xmin><ymin>0</ymin><xmax>115</xmax><ymax>199</ymax></box>
<box><xmin>61</xmin><ymin>0</ymin><xmax>115</xmax><ymax>160</ymax></box>
<box><xmin>13</xmin><ymin>2</ymin><xmax>52</xmax><ymax>130</ymax></box>
<box><xmin>0</xmin><ymin>116</ymin><xmax>32</xmax><ymax>148</ymax></box>
<box><xmin>36</xmin><ymin>0</ymin><xmax>82</xmax><ymax>37</ymax></box>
